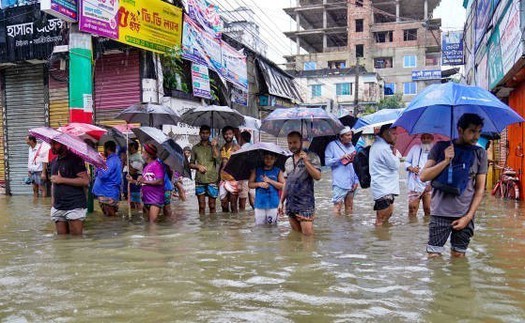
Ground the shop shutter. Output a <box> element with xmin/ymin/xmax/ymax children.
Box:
<box><xmin>49</xmin><ymin>64</ymin><xmax>69</xmax><ymax>128</ymax></box>
<box><xmin>0</xmin><ymin>81</ymin><xmax>5</xmax><ymax>194</ymax></box>
<box><xmin>94</xmin><ymin>51</ymin><xmax>141</xmax><ymax>127</ymax></box>
<box><xmin>4</xmin><ymin>65</ymin><xmax>46</xmax><ymax>195</ymax></box>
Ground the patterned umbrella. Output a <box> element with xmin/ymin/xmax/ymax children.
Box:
<box><xmin>115</xmin><ymin>102</ymin><xmax>181</xmax><ymax>127</ymax></box>
<box><xmin>131</xmin><ymin>127</ymin><xmax>184</xmax><ymax>174</ymax></box>
<box><xmin>260</xmin><ymin>107</ymin><xmax>344</xmax><ymax>138</ymax></box>
<box><xmin>28</xmin><ymin>127</ymin><xmax>106</xmax><ymax>169</ymax></box>
<box><xmin>58</xmin><ymin>123</ymin><xmax>106</xmax><ymax>144</ymax></box>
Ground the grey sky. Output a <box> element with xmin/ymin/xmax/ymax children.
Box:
<box><xmin>219</xmin><ymin>0</ymin><xmax>466</xmax><ymax>64</ymax></box>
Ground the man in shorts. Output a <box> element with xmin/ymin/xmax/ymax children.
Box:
<box><xmin>278</xmin><ymin>131</ymin><xmax>322</xmax><ymax>236</ymax></box>
<box><xmin>405</xmin><ymin>133</ymin><xmax>434</xmax><ymax>217</ymax></box>
<box><xmin>26</xmin><ymin>135</ymin><xmax>46</xmax><ymax>197</ymax></box>
<box><xmin>93</xmin><ymin>141</ymin><xmax>122</xmax><ymax>216</ymax></box>
<box><xmin>49</xmin><ymin>140</ymin><xmax>90</xmax><ymax>235</ymax></box>
<box><xmin>190</xmin><ymin>125</ymin><xmax>220</xmax><ymax>214</ymax></box>
<box><xmin>420</xmin><ymin>113</ymin><xmax>487</xmax><ymax>257</ymax></box>
<box><xmin>369</xmin><ymin>124</ymin><xmax>400</xmax><ymax>226</ymax></box>
<box><xmin>219</xmin><ymin>126</ymin><xmax>241</xmax><ymax>213</ymax></box>
<box><xmin>325</xmin><ymin>126</ymin><xmax>359</xmax><ymax>215</ymax></box>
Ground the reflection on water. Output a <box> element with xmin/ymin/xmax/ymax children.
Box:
<box><xmin>0</xmin><ymin>172</ymin><xmax>524</xmax><ymax>321</ymax></box>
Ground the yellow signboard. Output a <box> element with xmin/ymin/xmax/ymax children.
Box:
<box><xmin>118</xmin><ymin>0</ymin><xmax>183</xmax><ymax>53</ymax></box>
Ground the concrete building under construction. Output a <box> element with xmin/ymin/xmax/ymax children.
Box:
<box><xmin>284</xmin><ymin>0</ymin><xmax>443</xmax><ymax>112</ymax></box>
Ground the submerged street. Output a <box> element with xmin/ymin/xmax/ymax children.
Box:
<box><xmin>0</xmin><ymin>171</ymin><xmax>524</xmax><ymax>322</ymax></box>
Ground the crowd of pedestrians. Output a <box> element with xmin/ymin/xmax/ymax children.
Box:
<box><xmin>27</xmin><ymin>112</ymin><xmax>489</xmax><ymax>258</ymax></box>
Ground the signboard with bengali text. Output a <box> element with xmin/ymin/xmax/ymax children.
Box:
<box><xmin>79</xmin><ymin>0</ymin><xmax>119</xmax><ymax>39</ymax></box>
<box><xmin>41</xmin><ymin>0</ymin><xmax>78</xmax><ymax>22</ymax></box>
<box><xmin>191</xmin><ymin>63</ymin><xmax>212</xmax><ymax>99</ymax></box>
<box><xmin>411</xmin><ymin>69</ymin><xmax>442</xmax><ymax>81</ymax></box>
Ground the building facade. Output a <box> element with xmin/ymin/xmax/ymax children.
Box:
<box><xmin>283</xmin><ymin>0</ymin><xmax>442</xmax><ymax>108</ymax></box>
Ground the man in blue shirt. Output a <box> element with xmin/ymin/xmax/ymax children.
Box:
<box><xmin>93</xmin><ymin>141</ymin><xmax>122</xmax><ymax>217</ymax></box>
<box><xmin>325</xmin><ymin>126</ymin><xmax>359</xmax><ymax>215</ymax></box>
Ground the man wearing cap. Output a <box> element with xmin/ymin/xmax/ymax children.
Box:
<box><xmin>369</xmin><ymin>124</ymin><xmax>400</xmax><ymax>226</ymax></box>
<box><xmin>190</xmin><ymin>125</ymin><xmax>220</xmax><ymax>214</ymax></box>
<box><xmin>325</xmin><ymin>126</ymin><xmax>359</xmax><ymax>215</ymax></box>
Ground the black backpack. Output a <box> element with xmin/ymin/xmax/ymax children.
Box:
<box><xmin>353</xmin><ymin>146</ymin><xmax>371</xmax><ymax>189</ymax></box>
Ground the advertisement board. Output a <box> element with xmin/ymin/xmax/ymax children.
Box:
<box><xmin>187</xmin><ymin>0</ymin><xmax>222</xmax><ymax>38</ymax></box>
<box><xmin>79</xmin><ymin>0</ymin><xmax>119</xmax><ymax>39</ymax></box>
<box><xmin>41</xmin><ymin>0</ymin><xmax>78</xmax><ymax>22</ymax></box>
<box><xmin>441</xmin><ymin>31</ymin><xmax>464</xmax><ymax>65</ymax></box>
<box><xmin>411</xmin><ymin>70</ymin><xmax>442</xmax><ymax>81</ymax></box>
<box><xmin>191</xmin><ymin>63</ymin><xmax>212</xmax><ymax>99</ymax></box>
<box><xmin>182</xmin><ymin>14</ymin><xmax>222</xmax><ymax>72</ymax></box>
<box><xmin>221</xmin><ymin>41</ymin><xmax>248</xmax><ymax>91</ymax></box>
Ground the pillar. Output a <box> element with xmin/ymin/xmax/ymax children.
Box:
<box><xmin>69</xmin><ymin>25</ymin><xmax>93</xmax><ymax>123</ymax></box>
<box><xmin>396</xmin><ymin>0</ymin><xmax>400</xmax><ymax>22</ymax></box>
<box><xmin>424</xmin><ymin>0</ymin><xmax>428</xmax><ymax>20</ymax></box>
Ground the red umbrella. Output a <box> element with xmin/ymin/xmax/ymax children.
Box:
<box><xmin>28</xmin><ymin>127</ymin><xmax>106</xmax><ymax>169</ymax></box>
<box><xmin>58</xmin><ymin>123</ymin><xmax>107</xmax><ymax>143</ymax></box>
<box><xmin>395</xmin><ymin>127</ymin><xmax>449</xmax><ymax>156</ymax></box>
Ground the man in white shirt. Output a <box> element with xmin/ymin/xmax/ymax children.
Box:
<box><xmin>405</xmin><ymin>133</ymin><xmax>434</xmax><ymax>217</ymax></box>
<box><xmin>369</xmin><ymin>124</ymin><xmax>400</xmax><ymax>226</ymax></box>
<box><xmin>26</xmin><ymin>135</ymin><xmax>46</xmax><ymax>197</ymax></box>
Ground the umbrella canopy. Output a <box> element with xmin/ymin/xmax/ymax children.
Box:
<box><xmin>395</xmin><ymin>128</ymin><xmax>449</xmax><ymax>156</ymax></box>
<box><xmin>131</xmin><ymin>127</ymin><xmax>184</xmax><ymax>174</ymax></box>
<box><xmin>58</xmin><ymin>123</ymin><xmax>107</xmax><ymax>144</ymax></box>
<box><xmin>241</xmin><ymin>116</ymin><xmax>261</xmax><ymax>130</ymax></box>
<box><xmin>353</xmin><ymin>108</ymin><xmax>405</xmax><ymax>133</ymax></box>
<box><xmin>180</xmin><ymin>105</ymin><xmax>245</xmax><ymax>129</ymax></box>
<box><xmin>28</xmin><ymin>127</ymin><xmax>106</xmax><ymax>169</ymax></box>
<box><xmin>115</xmin><ymin>102</ymin><xmax>181</xmax><ymax>127</ymax></box>
<box><xmin>260</xmin><ymin>107</ymin><xmax>344</xmax><ymax>138</ymax></box>
<box><xmin>308</xmin><ymin>115</ymin><xmax>358</xmax><ymax>166</ymax></box>
<box><xmin>223</xmin><ymin>142</ymin><xmax>290</xmax><ymax>180</ymax></box>
<box><xmin>392</xmin><ymin>83</ymin><xmax>525</xmax><ymax>138</ymax></box>
<box><xmin>96</xmin><ymin>125</ymin><xmax>129</xmax><ymax>147</ymax></box>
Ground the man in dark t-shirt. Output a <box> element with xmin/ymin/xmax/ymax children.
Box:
<box><xmin>49</xmin><ymin>140</ymin><xmax>90</xmax><ymax>235</ymax></box>
<box><xmin>420</xmin><ymin>113</ymin><xmax>488</xmax><ymax>258</ymax></box>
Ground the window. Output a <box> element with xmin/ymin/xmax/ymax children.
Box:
<box><xmin>425</xmin><ymin>53</ymin><xmax>440</xmax><ymax>66</ymax></box>
<box><xmin>356</xmin><ymin>44</ymin><xmax>364</xmax><ymax>58</ymax></box>
<box><xmin>403</xmin><ymin>55</ymin><xmax>417</xmax><ymax>68</ymax></box>
<box><xmin>336</xmin><ymin>83</ymin><xmax>352</xmax><ymax>96</ymax></box>
<box><xmin>384</xmin><ymin>83</ymin><xmax>395</xmax><ymax>95</ymax></box>
<box><xmin>355</xmin><ymin>19</ymin><xmax>364</xmax><ymax>32</ymax></box>
<box><xmin>403</xmin><ymin>29</ymin><xmax>418</xmax><ymax>41</ymax></box>
<box><xmin>304</xmin><ymin>61</ymin><xmax>317</xmax><ymax>70</ymax></box>
<box><xmin>311</xmin><ymin>84</ymin><xmax>322</xmax><ymax>98</ymax></box>
<box><xmin>403</xmin><ymin>82</ymin><xmax>417</xmax><ymax>95</ymax></box>
<box><xmin>328</xmin><ymin>60</ymin><xmax>346</xmax><ymax>69</ymax></box>
<box><xmin>374</xmin><ymin>57</ymin><xmax>393</xmax><ymax>69</ymax></box>
<box><xmin>374</xmin><ymin>31</ymin><xmax>393</xmax><ymax>43</ymax></box>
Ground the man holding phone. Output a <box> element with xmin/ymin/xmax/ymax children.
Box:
<box><xmin>325</xmin><ymin>126</ymin><xmax>359</xmax><ymax>215</ymax></box>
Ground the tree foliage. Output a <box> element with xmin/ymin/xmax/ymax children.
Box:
<box><xmin>377</xmin><ymin>93</ymin><xmax>405</xmax><ymax>110</ymax></box>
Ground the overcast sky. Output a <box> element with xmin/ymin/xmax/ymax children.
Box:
<box><xmin>219</xmin><ymin>0</ymin><xmax>466</xmax><ymax>64</ymax></box>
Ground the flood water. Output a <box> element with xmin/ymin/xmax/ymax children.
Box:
<box><xmin>1</xmin><ymin>171</ymin><xmax>525</xmax><ymax>322</ymax></box>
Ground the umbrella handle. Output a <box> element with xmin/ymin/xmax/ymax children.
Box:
<box><xmin>126</xmin><ymin>124</ymin><xmax>131</xmax><ymax>219</ymax></box>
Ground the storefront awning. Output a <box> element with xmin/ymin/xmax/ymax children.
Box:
<box><xmin>256</xmin><ymin>58</ymin><xmax>303</xmax><ymax>103</ymax></box>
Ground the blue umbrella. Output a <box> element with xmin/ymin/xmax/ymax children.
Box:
<box><xmin>392</xmin><ymin>83</ymin><xmax>524</xmax><ymax>138</ymax></box>
<box><xmin>260</xmin><ymin>107</ymin><xmax>344</xmax><ymax>138</ymax></box>
<box><xmin>353</xmin><ymin>108</ymin><xmax>405</xmax><ymax>132</ymax></box>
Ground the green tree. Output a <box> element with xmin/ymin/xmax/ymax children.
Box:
<box><xmin>377</xmin><ymin>93</ymin><xmax>405</xmax><ymax>110</ymax></box>
<box><xmin>161</xmin><ymin>47</ymin><xmax>189</xmax><ymax>93</ymax></box>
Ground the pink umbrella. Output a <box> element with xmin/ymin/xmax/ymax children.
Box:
<box><xmin>58</xmin><ymin>123</ymin><xmax>107</xmax><ymax>143</ymax></box>
<box><xmin>395</xmin><ymin>127</ymin><xmax>449</xmax><ymax>156</ymax></box>
<box><xmin>28</xmin><ymin>127</ymin><xmax>106</xmax><ymax>169</ymax></box>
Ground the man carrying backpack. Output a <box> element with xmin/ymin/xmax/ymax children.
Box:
<box><xmin>420</xmin><ymin>113</ymin><xmax>487</xmax><ymax>258</ymax></box>
<box><xmin>369</xmin><ymin>124</ymin><xmax>400</xmax><ymax>226</ymax></box>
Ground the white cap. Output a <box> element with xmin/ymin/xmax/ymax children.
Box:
<box><xmin>339</xmin><ymin>126</ymin><xmax>352</xmax><ymax>135</ymax></box>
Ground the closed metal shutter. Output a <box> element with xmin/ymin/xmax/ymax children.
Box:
<box><xmin>94</xmin><ymin>51</ymin><xmax>141</xmax><ymax>127</ymax></box>
<box><xmin>49</xmin><ymin>64</ymin><xmax>69</xmax><ymax>128</ymax></box>
<box><xmin>4</xmin><ymin>65</ymin><xmax>46</xmax><ymax>195</ymax></box>
<box><xmin>0</xmin><ymin>81</ymin><xmax>5</xmax><ymax>194</ymax></box>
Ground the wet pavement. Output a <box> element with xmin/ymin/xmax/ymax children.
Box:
<box><xmin>0</xmin><ymin>170</ymin><xmax>525</xmax><ymax>321</ymax></box>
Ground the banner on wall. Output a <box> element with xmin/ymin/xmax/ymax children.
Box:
<box><xmin>79</xmin><ymin>0</ymin><xmax>119</xmax><ymax>39</ymax></box>
<box><xmin>0</xmin><ymin>4</ymin><xmax>67</xmax><ymax>63</ymax></box>
<box><xmin>41</xmin><ymin>0</ymin><xmax>78</xmax><ymax>22</ymax></box>
<box><xmin>487</xmin><ymin>26</ymin><xmax>503</xmax><ymax>89</ymax></box>
<box><xmin>191</xmin><ymin>63</ymin><xmax>212</xmax><ymax>99</ymax></box>
<box><xmin>411</xmin><ymin>70</ymin><xmax>442</xmax><ymax>81</ymax></box>
<box><xmin>221</xmin><ymin>42</ymin><xmax>248</xmax><ymax>91</ymax></box>
<box><xmin>80</xmin><ymin>0</ymin><xmax>183</xmax><ymax>53</ymax></box>
<box><xmin>117</xmin><ymin>0</ymin><xmax>183</xmax><ymax>53</ymax></box>
<box><xmin>474</xmin><ymin>0</ymin><xmax>492</xmax><ymax>52</ymax></box>
<box><xmin>182</xmin><ymin>14</ymin><xmax>222</xmax><ymax>72</ymax></box>
<box><xmin>187</xmin><ymin>0</ymin><xmax>222</xmax><ymax>39</ymax></box>
<box><xmin>441</xmin><ymin>31</ymin><xmax>464</xmax><ymax>65</ymax></box>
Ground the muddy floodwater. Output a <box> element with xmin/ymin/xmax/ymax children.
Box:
<box><xmin>1</xmin><ymin>172</ymin><xmax>525</xmax><ymax>322</ymax></box>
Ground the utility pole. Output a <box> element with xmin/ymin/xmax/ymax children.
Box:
<box><xmin>353</xmin><ymin>57</ymin><xmax>360</xmax><ymax>117</ymax></box>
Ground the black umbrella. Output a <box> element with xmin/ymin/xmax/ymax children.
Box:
<box><xmin>115</xmin><ymin>102</ymin><xmax>181</xmax><ymax>127</ymax></box>
<box><xmin>308</xmin><ymin>115</ymin><xmax>358</xmax><ymax>166</ymax></box>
